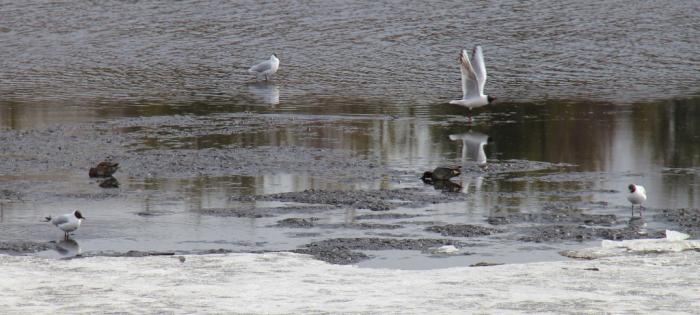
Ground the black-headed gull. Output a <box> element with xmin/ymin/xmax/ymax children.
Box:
<box><xmin>248</xmin><ymin>54</ymin><xmax>280</xmax><ymax>81</ymax></box>
<box><xmin>627</xmin><ymin>184</ymin><xmax>647</xmax><ymax>217</ymax></box>
<box><xmin>44</xmin><ymin>210</ymin><xmax>85</xmax><ymax>239</ymax></box>
<box><xmin>449</xmin><ymin>46</ymin><xmax>496</xmax><ymax>120</ymax></box>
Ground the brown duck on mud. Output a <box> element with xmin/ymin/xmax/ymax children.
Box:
<box><xmin>421</xmin><ymin>166</ymin><xmax>461</xmax><ymax>182</ymax></box>
<box><xmin>89</xmin><ymin>160</ymin><xmax>119</xmax><ymax>178</ymax></box>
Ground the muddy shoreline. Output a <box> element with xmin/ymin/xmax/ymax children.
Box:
<box><xmin>0</xmin><ymin>195</ymin><xmax>678</xmax><ymax>265</ymax></box>
<box><xmin>1</xmin><ymin>102</ymin><xmax>698</xmax><ymax>268</ymax></box>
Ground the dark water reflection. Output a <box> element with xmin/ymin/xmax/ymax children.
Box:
<box><xmin>1</xmin><ymin>95</ymin><xmax>698</xmax><ymax>263</ymax></box>
<box><xmin>1</xmin><ymin>96</ymin><xmax>699</xmax><ymax>194</ymax></box>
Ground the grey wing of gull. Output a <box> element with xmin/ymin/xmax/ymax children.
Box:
<box><xmin>471</xmin><ymin>46</ymin><xmax>487</xmax><ymax>95</ymax></box>
<box><xmin>51</xmin><ymin>214</ymin><xmax>70</xmax><ymax>226</ymax></box>
<box><xmin>249</xmin><ymin>60</ymin><xmax>272</xmax><ymax>73</ymax></box>
<box><xmin>459</xmin><ymin>49</ymin><xmax>480</xmax><ymax>99</ymax></box>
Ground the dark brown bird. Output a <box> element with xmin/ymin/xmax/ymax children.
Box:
<box><xmin>421</xmin><ymin>166</ymin><xmax>461</xmax><ymax>181</ymax></box>
<box><xmin>89</xmin><ymin>161</ymin><xmax>119</xmax><ymax>178</ymax></box>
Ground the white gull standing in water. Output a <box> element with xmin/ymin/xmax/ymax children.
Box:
<box><xmin>248</xmin><ymin>54</ymin><xmax>279</xmax><ymax>81</ymax></box>
<box><xmin>44</xmin><ymin>210</ymin><xmax>85</xmax><ymax>239</ymax></box>
<box><xmin>449</xmin><ymin>46</ymin><xmax>495</xmax><ymax>120</ymax></box>
<box><xmin>627</xmin><ymin>184</ymin><xmax>647</xmax><ymax>217</ymax></box>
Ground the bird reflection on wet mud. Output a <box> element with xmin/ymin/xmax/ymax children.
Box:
<box><xmin>54</xmin><ymin>238</ymin><xmax>80</xmax><ymax>256</ymax></box>
<box><xmin>430</xmin><ymin>179</ymin><xmax>463</xmax><ymax>192</ymax></box>
<box><xmin>98</xmin><ymin>176</ymin><xmax>120</xmax><ymax>189</ymax></box>
<box><xmin>449</xmin><ymin>131</ymin><xmax>488</xmax><ymax>165</ymax></box>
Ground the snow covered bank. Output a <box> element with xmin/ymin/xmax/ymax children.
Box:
<box><xmin>1</xmin><ymin>251</ymin><xmax>699</xmax><ymax>313</ymax></box>
<box><xmin>562</xmin><ymin>230</ymin><xmax>700</xmax><ymax>259</ymax></box>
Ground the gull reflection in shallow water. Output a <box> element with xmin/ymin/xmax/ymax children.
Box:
<box><xmin>449</xmin><ymin>131</ymin><xmax>489</xmax><ymax>165</ymax></box>
<box><xmin>247</xmin><ymin>82</ymin><xmax>280</xmax><ymax>105</ymax></box>
<box><xmin>54</xmin><ymin>238</ymin><xmax>81</xmax><ymax>256</ymax></box>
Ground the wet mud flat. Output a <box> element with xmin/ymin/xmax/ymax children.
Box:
<box><xmin>0</xmin><ymin>113</ymin><xmax>402</xmax><ymax>183</ymax></box>
<box><xmin>234</xmin><ymin>187</ymin><xmax>471</xmax><ymax>211</ymax></box>
<box><xmin>0</xmin><ymin>110</ymin><xmax>694</xmax><ymax>268</ymax></box>
<box><xmin>656</xmin><ymin>208</ymin><xmax>700</xmax><ymax>237</ymax></box>
<box><xmin>176</xmin><ymin>186</ymin><xmax>675</xmax><ymax>264</ymax></box>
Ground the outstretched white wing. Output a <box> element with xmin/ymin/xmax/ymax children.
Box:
<box><xmin>458</xmin><ymin>49</ymin><xmax>480</xmax><ymax>99</ymax></box>
<box><xmin>471</xmin><ymin>45</ymin><xmax>487</xmax><ymax>95</ymax></box>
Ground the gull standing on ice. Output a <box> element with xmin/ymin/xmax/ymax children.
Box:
<box><xmin>627</xmin><ymin>184</ymin><xmax>647</xmax><ymax>217</ymax></box>
<box><xmin>248</xmin><ymin>54</ymin><xmax>279</xmax><ymax>81</ymax></box>
<box><xmin>44</xmin><ymin>210</ymin><xmax>85</xmax><ymax>239</ymax></box>
<box><xmin>449</xmin><ymin>46</ymin><xmax>496</xmax><ymax>120</ymax></box>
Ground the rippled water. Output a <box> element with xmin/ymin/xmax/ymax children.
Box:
<box><xmin>1</xmin><ymin>0</ymin><xmax>698</xmax><ymax>103</ymax></box>
<box><xmin>1</xmin><ymin>1</ymin><xmax>699</xmax><ymax>268</ymax></box>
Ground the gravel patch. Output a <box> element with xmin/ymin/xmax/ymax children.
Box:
<box><xmin>294</xmin><ymin>237</ymin><xmax>472</xmax><ymax>264</ymax></box>
<box><xmin>245</xmin><ymin>188</ymin><xmax>469</xmax><ymax>211</ymax></box>
<box><xmin>425</xmin><ymin>224</ymin><xmax>501</xmax><ymax>237</ymax></box>
<box><xmin>656</xmin><ymin>208</ymin><xmax>700</xmax><ymax>236</ymax></box>
<box><xmin>519</xmin><ymin>223</ymin><xmax>665</xmax><ymax>243</ymax></box>
<box><xmin>0</xmin><ymin>241</ymin><xmax>53</xmax><ymax>254</ymax></box>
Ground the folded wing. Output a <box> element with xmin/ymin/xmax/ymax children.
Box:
<box><xmin>51</xmin><ymin>214</ymin><xmax>70</xmax><ymax>226</ymax></box>
<box><xmin>459</xmin><ymin>49</ymin><xmax>480</xmax><ymax>99</ymax></box>
<box><xmin>249</xmin><ymin>60</ymin><xmax>272</xmax><ymax>73</ymax></box>
<box><xmin>471</xmin><ymin>45</ymin><xmax>487</xmax><ymax>95</ymax></box>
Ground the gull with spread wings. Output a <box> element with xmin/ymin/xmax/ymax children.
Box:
<box><xmin>449</xmin><ymin>45</ymin><xmax>495</xmax><ymax>120</ymax></box>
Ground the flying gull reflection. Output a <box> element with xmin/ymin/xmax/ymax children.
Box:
<box><xmin>449</xmin><ymin>131</ymin><xmax>489</xmax><ymax>164</ymax></box>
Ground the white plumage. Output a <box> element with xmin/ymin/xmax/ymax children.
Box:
<box><xmin>449</xmin><ymin>45</ymin><xmax>495</xmax><ymax>116</ymax></box>
<box><xmin>45</xmin><ymin>210</ymin><xmax>85</xmax><ymax>239</ymax></box>
<box><xmin>248</xmin><ymin>54</ymin><xmax>279</xmax><ymax>81</ymax></box>
<box><xmin>627</xmin><ymin>184</ymin><xmax>647</xmax><ymax>216</ymax></box>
